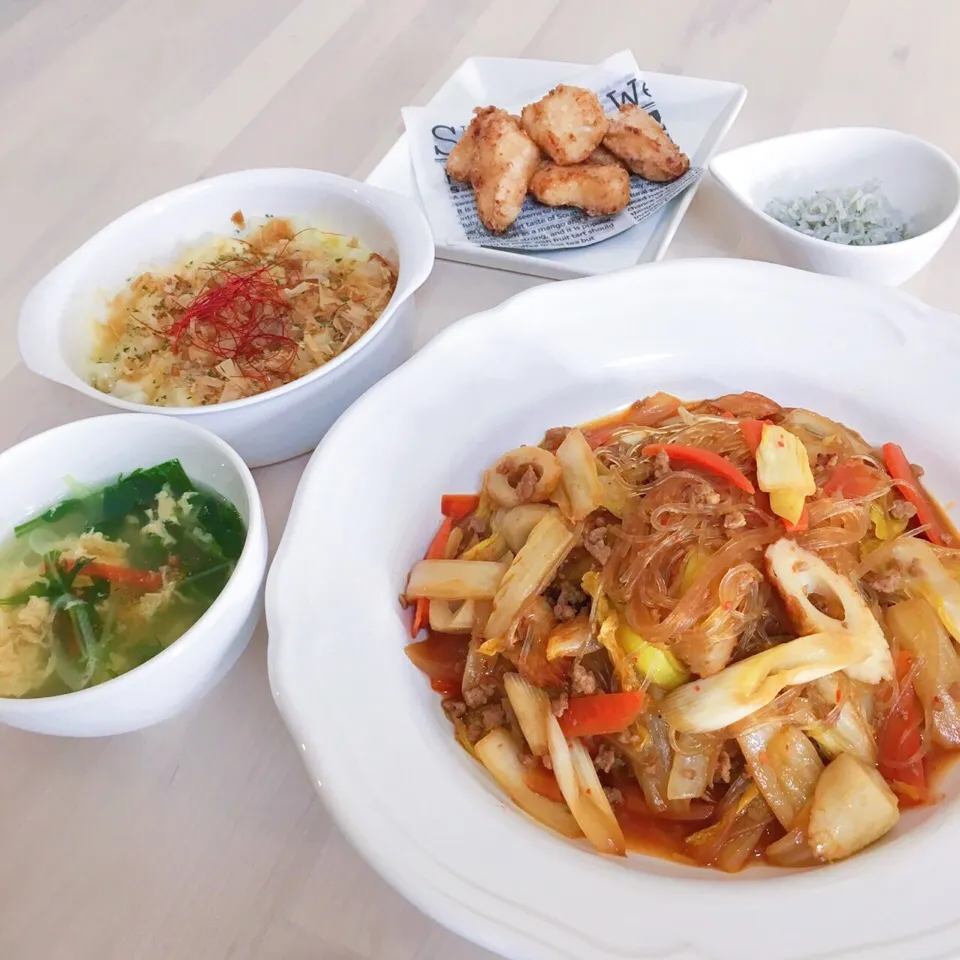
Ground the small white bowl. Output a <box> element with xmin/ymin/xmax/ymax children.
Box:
<box><xmin>709</xmin><ymin>127</ymin><xmax>960</xmax><ymax>286</ymax></box>
<box><xmin>0</xmin><ymin>413</ymin><xmax>267</xmax><ymax>737</ymax></box>
<box><xmin>17</xmin><ymin>168</ymin><xmax>435</xmax><ymax>467</ymax></box>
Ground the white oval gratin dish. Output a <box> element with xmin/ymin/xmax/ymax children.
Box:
<box><xmin>17</xmin><ymin>168</ymin><xmax>435</xmax><ymax>467</ymax></box>
<box><xmin>267</xmin><ymin>259</ymin><xmax>960</xmax><ymax>960</ymax></box>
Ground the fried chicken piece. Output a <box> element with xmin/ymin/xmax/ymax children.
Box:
<box><xmin>529</xmin><ymin>161</ymin><xmax>630</xmax><ymax>217</ymax></box>
<box><xmin>586</xmin><ymin>144</ymin><xmax>628</xmax><ymax>169</ymax></box>
<box><xmin>521</xmin><ymin>85</ymin><xmax>609</xmax><ymax>165</ymax></box>
<box><xmin>470</xmin><ymin>109</ymin><xmax>540</xmax><ymax>233</ymax></box>
<box><xmin>446</xmin><ymin>106</ymin><xmax>496</xmax><ymax>183</ymax></box>
<box><xmin>602</xmin><ymin>104</ymin><xmax>690</xmax><ymax>182</ymax></box>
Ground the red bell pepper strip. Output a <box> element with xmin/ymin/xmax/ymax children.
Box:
<box><xmin>823</xmin><ymin>460</ymin><xmax>884</xmax><ymax>499</ymax></box>
<box><xmin>440</xmin><ymin>494</ymin><xmax>480</xmax><ymax>521</ymax></box>
<box><xmin>882</xmin><ymin>443</ymin><xmax>948</xmax><ymax>546</ymax></box>
<box><xmin>63</xmin><ymin>559</ymin><xmax>163</xmax><ymax>591</ymax></box>
<box><xmin>878</xmin><ymin>651</ymin><xmax>927</xmax><ymax>804</ymax></box>
<box><xmin>410</xmin><ymin>517</ymin><xmax>454</xmax><ymax>638</ymax></box>
<box><xmin>557</xmin><ymin>691</ymin><xmax>647</xmax><ymax>738</ymax></box>
<box><xmin>642</xmin><ymin>444</ymin><xmax>755</xmax><ymax>494</ymax></box>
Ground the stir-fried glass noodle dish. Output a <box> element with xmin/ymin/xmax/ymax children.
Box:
<box><xmin>89</xmin><ymin>216</ymin><xmax>398</xmax><ymax>406</ymax></box>
<box><xmin>0</xmin><ymin>460</ymin><xmax>245</xmax><ymax>698</ymax></box>
<box><xmin>402</xmin><ymin>391</ymin><xmax>960</xmax><ymax>870</ymax></box>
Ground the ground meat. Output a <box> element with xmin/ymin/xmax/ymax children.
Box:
<box><xmin>716</xmin><ymin>747</ymin><xmax>732</xmax><ymax>784</ymax></box>
<box><xmin>553</xmin><ymin>581</ymin><xmax>585</xmax><ymax>621</ymax></box>
<box><xmin>617</xmin><ymin>728</ymin><xmax>644</xmax><ymax>748</ymax></box>
<box><xmin>912</xmin><ymin>463</ymin><xmax>925</xmax><ymax>478</ymax></box>
<box><xmin>542</xmin><ymin>754</ymin><xmax>553</xmax><ymax>770</ymax></box>
<box><xmin>653</xmin><ymin>449</ymin><xmax>671</xmax><ymax>479</ymax></box>
<box><xmin>604</xmin><ymin>787</ymin><xmax>623</xmax><ymax>806</ymax></box>
<box><xmin>890</xmin><ymin>499</ymin><xmax>918</xmax><ymax>521</ymax></box>
<box><xmin>571</xmin><ymin>662</ymin><xmax>598</xmax><ymax>695</ymax></box>
<box><xmin>817</xmin><ymin>452</ymin><xmax>839</xmax><ymax>470</ymax></box>
<box><xmin>541</xmin><ymin>427</ymin><xmax>571</xmax><ymax>453</ymax></box>
<box><xmin>551</xmin><ymin>691</ymin><xmax>569</xmax><ymax>717</ymax></box>
<box><xmin>520</xmin><ymin>751</ymin><xmax>538</xmax><ymax>768</ymax></box>
<box><xmin>443</xmin><ymin>700</ymin><xmax>468</xmax><ymax>720</ymax></box>
<box><xmin>466</xmin><ymin>515</ymin><xmax>488</xmax><ymax>537</ymax></box>
<box><xmin>479</xmin><ymin>703</ymin><xmax>505</xmax><ymax>731</ymax></box>
<box><xmin>583</xmin><ymin>526</ymin><xmax>612</xmax><ymax>566</ymax></box>
<box><xmin>698</xmin><ymin>488</ymin><xmax>721</xmax><ymax>506</ymax></box>
<box><xmin>594</xmin><ymin>742</ymin><xmax>620</xmax><ymax>774</ymax></box>
<box><xmin>515</xmin><ymin>466</ymin><xmax>539</xmax><ymax>503</ymax></box>
<box><xmin>463</xmin><ymin>683</ymin><xmax>496</xmax><ymax>709</ymax></box>
<box><xmin>870</xmin><ymin>569</ymin><xmax>907</xmax><ymax>594</ymax></box>
<box><xmin>724</xmin><ymin>510</ymin><xmax>746</xmax><ymax>530</ymax></box>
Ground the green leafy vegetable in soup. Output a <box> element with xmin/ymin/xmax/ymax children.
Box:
<box><xmin>0</xmin><ymin>460</ymin><xmax>245</xmax><ymax>697</ymax></box>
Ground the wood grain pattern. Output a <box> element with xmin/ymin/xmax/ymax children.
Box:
<box><xmin>1</xmin><ymin>1</ymin><xmax>959</xmax><ymax>957</ymax></box>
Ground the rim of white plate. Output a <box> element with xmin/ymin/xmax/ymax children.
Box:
<box><xmin>267</xmin><ymin>258</ymin><xmax>960</xmax><ymax>960</ymax></box>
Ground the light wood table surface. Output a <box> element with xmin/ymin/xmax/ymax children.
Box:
<box><xmin>2</xmin><ymin>2</ymin><xmax>960</xmax><ymax>958</ymax></box>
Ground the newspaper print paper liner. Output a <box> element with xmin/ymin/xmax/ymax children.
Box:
<box><xmin>402</xmin><ymin>51</ymin><xmax>703</xmax><ymax>252</ymax></box>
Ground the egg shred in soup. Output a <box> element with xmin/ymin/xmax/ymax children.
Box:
<box><xmin>89</xmin><ymin>216</ymin><xmax>398</xmax><ymax>406</ymax></box>
<box><xmin>0</xmin><ymin>460</ymin><xmax>245</xmax><ymax>698</ymax></box>
<box><xmin>402</xmin><ymin>391</ymin><xmax>960</xmax><ymax>870</ymax></box>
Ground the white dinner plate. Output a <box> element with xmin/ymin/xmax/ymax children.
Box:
<box><xmin>267</xmin><ymin>259</ymin><xmax>960</xmax><ymax>960</ymax></box>
<box><xmin>367</xmin><ymin>56</ymin><xmax>746</xmax><ymax>280</ymax></box>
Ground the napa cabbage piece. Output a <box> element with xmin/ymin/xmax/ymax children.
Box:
<box><xmin>808</xmin><ymin>753</ymin><xmax>899</xmax><ymax>861</ymax></box>
<box><xmin>484</xmin><ymin>512</ymin><xmax>578</xmax><ymax>642</ymax></box>
<box><xmin>406</xmin><ymin>560</ymin><xmax>508</xmax><ymax>600</ymax></box>
<box><xmin>618</xmin><ymin>620</ymin><xmax>689</xmax><ymax>691</ymax></box>
<box><xmin>581</xmin><ymin>570</ymin><xmax>688</xmax><ymax>689</ymax></box>
<box><xmin>545</xmin><ymin>614</ymin><xmax>598</xmax><ymax>660</ymax></box>
<box><xmin>460</xmin><ymin>532</ymin><xmax>508</xmax><ymax>562</ymax></box>
<box><xmin>886</xmin><ymin>597</ymin><xmax>960</xmax><ymax>747</ymax></box>
<box><xmin>890</xmin><ymin>538</ymin><xmax>960</xmax><ymax>644</ymax></box>
<box><xmin>598</xmin><ymin>474</ymin><xmax>629</xmax><ymax>519</ymax></box>
<box><xmin>686</xmin><ymin>774</ymin><xmax>775</xmax><ymax>872</ymax></box>
<box><xmin>802</xmin><ymin>675</ymin><xmax>877</xmax><ymax>764</ymax></box>
<box><xmin>667</xmin><ymin>733</ymin><xmax>720</xmax><ymax>801</ymax></box>
<box><xmin>555</xmin><ymin>429</ymin><xmax>603</xmax><ymax>523</ymax></box>
<box><xmin>756</xmin><ymin>424</ymin><xmax>816</xmax><ymax>525</ymax></box>
<box><xmin>737</xmin><ymin>725</ymin><xmax>823</xmax><ymax>829</ymax></box>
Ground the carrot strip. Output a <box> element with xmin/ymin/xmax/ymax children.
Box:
<box><xmin>878</xmin><ymin>651</ymin><xmax>927</xmax><ymax>804</ymax></box>
<box><xmin>823</xmin><ymin>460</ymin><xmax>884</xmax><ymax>499</ymax></box>
<box><xmin>738</xmin><ymin>418</ymin><xmax>770</xmax><ymax>455</ymax></box>
<box><xmin>440</xmin><ymin>494</ymin><xmax>480</xmax><ymax>521</ymax></box>
<box><xmin>557</xmin><ymin>691</ymin><xmax>646</xmax><ymax>738</ymax></box>
<box><xmin>64</xmin><ymin>559</ymin><xmax>162</xmax><ymax>591</ymax></box>
<box><xmin>524</xmin><ymin>764</ymin><xmax>565</xmax><ymax>803</ymax></box>
<box><xmin>881</xmin><ymin>443</ymin><xmax>948</xmax><ymax>546</ymax></box>
<box><xmin>410</xmin><ymin>517</ymin><xmax>454</xmax><ymax>638</ymax></box>
<box><xmin>642</xmin><ymin>444</ymin><xmax>755</xmax><ymax>494</ymax></box>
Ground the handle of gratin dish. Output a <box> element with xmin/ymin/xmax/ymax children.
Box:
<box><xmin>17</xmin><ymin>250</ymin><xmax>86</xmax><ymax>384</ymax></box>
<box><xmin>374</xmin><ymin>189</ymin><xmax>436</xmax><ymax>308</ymax></box>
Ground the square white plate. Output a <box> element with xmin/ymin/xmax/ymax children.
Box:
<box><xmin>367</xmin><ymin>56</ymin><xmax>747</xmax><ymax>280</ymax></box>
